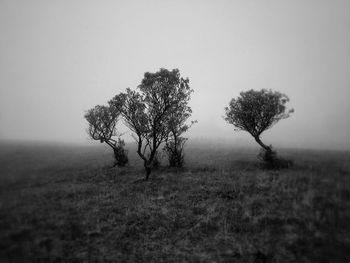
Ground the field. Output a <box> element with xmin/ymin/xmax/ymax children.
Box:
<box><xmin>0</xmin><ymin>141</ymin><xmax>350</xmax><ymax>262</ymax></box>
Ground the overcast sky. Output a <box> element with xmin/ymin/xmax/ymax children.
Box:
<box><xmin>1</xmin><ymin>0</ymin><xmax>349</xmax><ymax>150</ymax></box>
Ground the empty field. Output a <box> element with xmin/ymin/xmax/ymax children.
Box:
<box><xmin>0</xmin><ymin>141</ymin><xmax>350</xmax><ymax>262</ymax></box>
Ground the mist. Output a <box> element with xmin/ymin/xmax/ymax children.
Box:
<box><xmin>1</xmin><ymin>0</ymin><xmax>350</xmax><ymax>150</ymax></box>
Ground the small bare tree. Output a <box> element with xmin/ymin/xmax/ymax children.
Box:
<box><xmin>110</xmin><ymin>68</ymin><xmax>192</xmax><ymax>179</ymax></box>
<box><xmin>84</xmin><ymin>105</ymin><xmax>128</xmax><ymax>167</ymax></box>
<box><xmin>224</xmin><ymin>89</ymin><xmax>293</xmax><ymax>167</ymax></box>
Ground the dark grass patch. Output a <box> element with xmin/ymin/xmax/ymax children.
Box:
<box><xmin>0</xmin><ymin>144</ymin><xmax>350</xmax><ymax>262</ymax></box>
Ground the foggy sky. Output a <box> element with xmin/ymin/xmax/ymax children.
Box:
<box><xmin>1</xmin><ymin>0</ymin><xmax>350</xmax><ymax>150</ymax></box>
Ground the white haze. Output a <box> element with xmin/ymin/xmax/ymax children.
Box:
<box><xmin>1</xmin><ymin>0</ymin><xmax>350</xmax><ymax>150</ymax></box>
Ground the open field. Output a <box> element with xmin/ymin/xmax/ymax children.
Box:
<box><xmin>0</xmin><ymin>141</ymin><xmax>350</xmax><ymax>262</ymax></box>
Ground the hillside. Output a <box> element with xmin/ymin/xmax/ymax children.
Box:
<box><xmin>0</xmin><ymin>142</ymin><xmax>349</xmax><ymax>262</ymax></box>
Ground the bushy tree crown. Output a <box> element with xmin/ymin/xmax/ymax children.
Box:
<box><xmin>109</xmin><ymin>68</ymin><xmax>194</xmax><ymax>178</ymax></box>
<box><xmin>224</xmin><ymin>89</ymin><xmax>293</xmax><ymax>138</ymax></box>
<box><xmin>85</xmin><ymin>105</ymin><xmax>120</xmax><ymax>143</ymax></box>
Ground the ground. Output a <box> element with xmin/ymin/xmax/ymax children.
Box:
<box><xmin>0</xmin><ymin>141</ymin><xmax>350</xmax><ymax>262</ymax></box>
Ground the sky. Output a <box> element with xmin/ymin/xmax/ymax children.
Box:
<box><xmin>0</xmin><ymin>0</ymin><xmax>350</xmax><ymax>150</ymax></box>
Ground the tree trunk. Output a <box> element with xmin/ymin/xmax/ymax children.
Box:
<box><xmin>174</xmin><ymin>133</ymin><xmax>178</xmax><ymax>166</ymax></box>
<box><xmin>113</xmin><ymin>148</ymin><xmax>118</xmax><ymax>165</ymax></box>
<box><xmin>144</xmin><ymin>161</ymin><xmax>152</xmax><ymax>181</ymax></box>
<box><xmin>254</xmin><ymin>136</ymin><xmax>272</xmax><ymax>152</ymax></box>
<box><xmin>105</xmin><ymin>143</ymin><xmax>118</xmax><ymax>167</ymax></box>
<box><xmin>145</xmin><ymin>167</ymin><xmax>151</xmax><ymax>180</ymax></box>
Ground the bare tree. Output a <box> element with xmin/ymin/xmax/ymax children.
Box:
<box><xmin>84</xmin><ymin>105</ymin><xmax>128</xmax><ymax>167</ymax></box>
<box><xmin>110</xmin><ymin>68</ymin><xmax>192</xmax><ymax>179</ymax></box>
<box><xmin>224</xmin><ymin>89</ymin><xmax>293</xmax><ymax>166</ymax></box>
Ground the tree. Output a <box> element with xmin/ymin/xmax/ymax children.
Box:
<box><xmin>110</xmin><ymin>68</ymin><xmax>192</xmax><ymax>179</ymax></box>
<box><xmin>224</xmin><ymin>89</ymin><xmax>293</xmax><ymax>166</ymax></box>
<box><xmin>84</xmin><ymin>105</ymin><xmax>128</xmax><ymax>167</ymax></box>
<box><xmin>164</xmin><ymin>92</ymin><xmax>196</xmax><ymax>167</ymax></box>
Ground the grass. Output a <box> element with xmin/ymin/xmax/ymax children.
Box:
<box><xmin>0</xmin><ymin>141</ymin><xmax>350</xmax><ymax>262</ymax></box>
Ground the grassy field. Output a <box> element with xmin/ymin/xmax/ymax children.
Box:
<box><xmin>0</xmin><ymin>141</ymin><xmax>350</xmax><ymax>262</ymax></box>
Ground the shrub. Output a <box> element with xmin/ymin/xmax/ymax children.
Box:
<box><xmin>113</xmin><ymin>139</ymin><xmax>129</xmax><ymax>167</ymax></box>
<box><xmin>164</xmin><ymin>138</ymin><xmax>186</xmax><ymax>168</ymax></box>
<box><xmin>258</xmin><ymin>147</ymin><xmax>293</xmax><ymax>169</ymax></box>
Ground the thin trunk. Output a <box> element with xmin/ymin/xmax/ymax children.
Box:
<box><xmin>145</xmin><ymin>168</ymin><xmax>151</xmax><ymax>180</ymax></box>
<box><xmin>112</xmin><ymin>148</ymin><xmax>119</xmax><ymax>167</ymax></box>
<box><xmin>145</xmin><ymin>147</ymin><xmax>158</xmax><ymax>180</ymax></box>
<box><xmin>254</xmin><ymin>136</ymin><xmax>271</xmax><ymax>152</ymax></box>
<box><xmin>105</xmin><ymin>141</ymin><xmax>119</xmax><ymax>166</ymax></box>
<box><xmin>136</xmin><ymin>134</ymin><xmax>147</xmax><ymax>162</ymax></box>
<box><xmin>144</xmin><ymin>161</ymin><xmax>152</xmax><ymax>180</ymax></box>
<box><xmin>135</xmin><ymin>134</ymin><xmax>156</xmax><ymax>181</ymax></box>
<box><xmin>173</xmin><ymin>132</ymin><xmax>179</xmax><ymax>167</ymax></box>
<box><xmin>174</xmin><ymin>133</ymin><xmax>178</xmax><ymax>158</ymax></box>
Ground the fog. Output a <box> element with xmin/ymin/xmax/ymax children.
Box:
<box><xmin>1</xmin><ymin>0</ymin><xmax>350</xmax><ymax>150</ymax></box>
